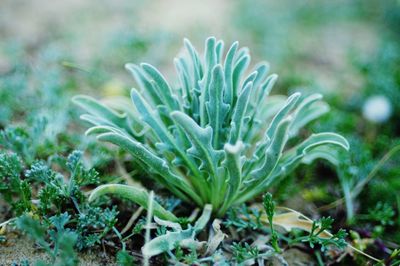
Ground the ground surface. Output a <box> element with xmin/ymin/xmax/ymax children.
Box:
<box><xmin>0</xmin><ymin>234</ymin><xmax>115</xmax><ymax>265</ymax></box>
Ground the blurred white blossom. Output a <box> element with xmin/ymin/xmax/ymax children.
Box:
<box><xmin>362</xmin><ymin>95</ymin><xmax>392</xmax><ymax>123</ymax></box>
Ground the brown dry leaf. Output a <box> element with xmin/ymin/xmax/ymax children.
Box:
<box><xmin>270</xmin><ymin>211</ymin><xmax>332</xmax><ymax>238</ymax></box>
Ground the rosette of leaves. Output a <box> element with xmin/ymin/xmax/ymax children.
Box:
<box><xmin>74</xmin><ymin>37</ymin><xmax>349</xmax><ymax>216</ymax></box>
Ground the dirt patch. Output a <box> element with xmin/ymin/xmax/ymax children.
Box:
<box><xmin>0</xmin><ymin>232</ymin><xmax>115</xmax><ymax>265</ymax></box>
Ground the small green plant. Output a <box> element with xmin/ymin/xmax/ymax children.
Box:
<box><xmin>74</xmin><ymin>37</ymin><xmax>349</xmax><ymax>216</ymax></box>
<box><xmin>231</xmin><ymin>242</ymin><xmax>260</xmax><ymax>263</ymax></box>
<box><xmin>224</xmin><ymin>204</ymin><xmax>263</xmax><ymax>231</ymax></box>
<box><xmin>263</xmin><ymin>193</ymin><xmax>280</xmax><ymax>252</ymax></box>
<box><xmin>16</xmin><ymin>213</ymin><xmax>79</xmax><ymax>266</ymax></box>
<box><xmin>302</xmin><ymin>217</ymin><xmax>348</xmax><ymax>251</ymax></box>
<box><xmin>116</xmin><ymin>250</ymin><xmax>137</xmax><ymax>266</ymax></box>
<box><xmin>360</xmin><ymin>202</ymin><xmax>396</xmax><ymax>226</ymax></box>
<box><xmin>0</xmin><ymin>150</ymin><xmax>119</xmax><ymax>263</ymax></box>
<box><xmin>0</xmin><ymin>152</ymin><xmax>31</xmax><ymax>215</ymax></box>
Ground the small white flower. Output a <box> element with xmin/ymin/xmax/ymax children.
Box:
<box><xmin>362</xmin><ymin>95</ymin><xmax>393</xmax><ymax>123</ymax></box>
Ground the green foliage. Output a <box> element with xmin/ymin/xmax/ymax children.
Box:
<box><xmin>295</xmin><ymin>217</ymin><xmax>348</xmax><ymax>251</ymax></box>
<box><xmin>0</xmin><ymin>150</ymin><xmax>119</xmax><ymax>262</ymax></box>
<box><xmin>173</xmin><ymin>245</ymin><xmax>200</xmax><ymax>265</ymax></box>
<box><xmin>0</xmin><ymin>152</ymin><xmax>32</xmax><ymax>215</ymax></box>
<box><xmin>263</xmin><ymin>193</ymin><xmax>280</xmax><ymax>252</ymax></box>
<box><xmin>74</xmin><ymin>37</ymin><xmax>349</xmax><ymax>215</ymax></box>
<box><xmin>225</xmin><ymin>200</ymin><xmax>349</xmax><ymax>261</ymax></box>
<box><xmin>231</xmin><ymin>242</ymin><xmax>260</xmax><ymax>264</ymax></box>
<box><xmin>25</xmin><ymin>150</ymin><xmax>100</xmax><ymax>216</ymax></box>
<box><xmin>0</xmin><ymin>118</ymin><xmax>51</xmax><ymax>164</ymax></box>
<box><xmin>224</xmin><ymin>204</ymin><xmax>262</xmax><ymax>231</ymax></box>
<box><xmin>2</xmin><ymin>3</ymin><xmax>399</xmax><ymax>264</ymax></box>
<box><xmin>336</xmin><ymin>137</ymin><xmax>375</xmax><ymax>220</ymax></box>
<box><xmin>387</xmin><ymin>249</ymin><xmax>400</xmax><ymax>266</ymax></box>
<box><xmin>16</xmin><ymin>213</ymin><xmax>79</xmax><ymax>266</ymax></box>
<box><xmin>75</xmin><ymin>206</ymin><xmax>118</xmax><ymax>250</ymax></box>
<box><xmin>141</xmin><ymin>204</ymin><xmax>212</xmax><ymax>257</ymax></box>
<box><xmin>360</xmin><ymin>202</ymin><xmax>395</xmax><ymax>226</ymax></box>
<box><xmin>116</xmin><ymin>250</ymin><xmax>137</xmax><ymax>266</ymax></box>
<box><xmin>0</xmin><ymin>54</ymin><xmax>31</xmax><ymax>126</ymax></box>
<box><xmin>89</xmin><ymin>184</ymin><xmax>178</xmax><ymax>221</ymax></box>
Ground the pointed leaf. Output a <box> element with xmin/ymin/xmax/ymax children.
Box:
<box><xmin>199</xmin><ymin>37</ymin><xmax>217</xmax><ymax>126</ymax></box>
<box><xmin>232</xmin><ymin>54</ymin><xmax>250</xmax><ymax>105</ymax></box>
<box><xmin>130</xmin><ymin>89</ymin><xmax>175</xmax><ymax>150</ymax></box>
<box><xmin>250</xmin><ymin>117</ymin><xmax>292</xmax><ymax>181</ymax></box>
<box><xmin>237</xmin><ymin>118</ymin><xmax>292</xmax><ymax>203</ymax></box>
<box><xmin>253</xmin><ymin>93</ymin><xmax>301</xmax><ymax>162</ymax></box>
<box><xmin>269</xmin><ymin>132</ymin><xmax>350</xmax><ymax>184</ymax></box>
<box><xmin>141</xmin><ymin>63</ymin><xmax>180</xmax><ymax>111</ymax></box>
<box><xmin>289</xmin><ymin>102</ymin><xmax>330</xmax><ymax>137</ymax></box>
<box><xmin>229</xmin><ymin>81</ymin><xmax>252</xmax><ymax>143</ymax></box>
<box><xmin>221</xmin><ymin>141</ymin><xmax>244</xmax><ymax>213</ymax></box>
<box><xmin>205</xmin><ymin>64</ymin><xmax>230</xmax><ymax>148</ymax></box>
<box><xmin>73</xmin><ymin>95</ymin><xmax>131</xmax><ymax>131</ymax></box>
<box><xmin>223</xmin><ymin>41</ymin><xmax>238</xmax><ymax>106</ymax></box>
<box><xmin>89</xmin><ymin>184</ymin><xmax>178</xmax><ymax>221</ymax></box>
<box><xmin>183</xmin><ymin>38</ymin><xmax>203</xmax><ymax>86</ymax></box>
<box><xmin>171</xmin><ymin>111</ymin><xmax>224</xmax><ymax>176</ymax></box>
<box><xmin>125</xmin><ymin>63</ymin><xmax>162</xmax><ymax>107</ymax></box>
<box><xmin>96</xmin><ymin>132</ymin><xmax>200</xmax><ymax>204</ymax></box>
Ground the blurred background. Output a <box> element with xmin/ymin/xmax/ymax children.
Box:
<box><xmin>1</xmin><ymin>0</ymin><xmax>400</xmax><ymax>261</ymax></box>
<box><xmin>1</xmin><ymin>0</ymin><xmax>397</xmax><ymax>93</ymax></box>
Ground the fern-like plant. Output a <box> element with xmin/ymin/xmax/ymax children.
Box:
<box><xmin>73</xmin><ymin>37</ymin><xmax>349</xmax><ymax>216</ymax></box>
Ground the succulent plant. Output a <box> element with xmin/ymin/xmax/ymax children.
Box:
<box><xmin>73</xmin><ymin>37</ymin><xmax>349</xmax><ymax>216</ymax></box>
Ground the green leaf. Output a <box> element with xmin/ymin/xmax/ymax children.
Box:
<box><xmin>174</xmin><ymin>57</ymin><xmax>192</xmax><ymax>105</ymax></box>
<box><xmin>251</xmin><ymin>62</ymin><xmax>270</xmax><ymax>90</ymax></box>
<box><xmin>199</xmin><ymin>37</ymin><xmax>217</xmax><ymax>127</ymax></box>
<box><xmin>301</xmin><ymin>146</ymin><xmax>341</xmax><ymax>165</ymax></box>
<box><xmin>130</xmin><ymin>89</ymin><xmax>173</xmax><ymax>149</ymax></box>
<box><xmin>250</xmin><ymin>118</ymin><xmax>293</xmax><ymax>181</ymax></box>
<box><xmin>252</xmin><ymin>93</ymin><xmax>300</xmax><ymax>163</ymax></box>
<box><xmin>89</xmin><ymin>184</ymin><xmax>179</xmax><ymax>222</ymax></box>
<box><xmin>265</xmin><ymin>92</ymin><xmax>301</xmax><ymax>140</ymax></box>
<box><xmin>232</xmin><ymin>54</ymin><xmax>250</xmax><ymax>106</ymax></box>
<box><xmin>95</xmin><ymin>131</ymin><xmax>199</xmax><ymax>204</ymax></box>
<box><xmin>228</xmin><ymin>81</ymin><xmax>252</xmax><ymax>144</ymax></box>
<box><xmin>171</xmin><ymin>111</ymin><xmax>224</xmax><ymax>176</ymax></box>
<box><xmin>238</xmin><ymin>117</ymin><xmax>293</xmax><ymax>203</ymax></box>
<box><xmin>116</xmin><ymin>250</ymin><xmax>137</xmax><ymax>266</ymax></box>
<box><xmin>289</xmin><ymin>94</ymin><xmax>329</xmax><ymax>137</ymax></box>
<box><xmin>205</xmin><ymin>64</ymin><xmax>230</xmax><ymax>148</ymax></box>
<box><xmin>172</xmin><ymin>110</ymin><xmax>225</xmax><ymax>205</ymax></box>
<box><xmin>263</xmin><ymin>193</ymin><xmax>280</xmax><ymax>252</ymax></box>
<box><xmin>290</xmin><ymin>102</ymin><xmax>330</xmax><ymax>137</ymax></box>
<box><xmin>223</xmin><ymin>41</ymin><xmax>239</xmax><ymax>106</ymax></box>
<box><xmin>72</xmin><ymin>95</ymin><xmax>130</xmax><ymax>132</ymax></box>
<box><xmin>141</xmin><ymin>63</ymin><xmax>180</xmax><ymax>111</ymax></box>
<box><xmin>219</xmin><ymin>142</ymin><xmax>244</xmax><ymax>215</ymax></box>
<box><xmin>125</xmin><ymin>63</ymin><xmax>163</xmax><ymax>107</ymax></box>
<box><xmin>141</xmin><ymin>204</ymin><xmax>212</xmax><ymax>257</ymax></box>
<box><xmin>183</xmin><ymin>38</ymin><xmax>203</xmax><ymax>89</ymax></box>
<box><xmin>269</xmin><ymin>132</ymin><xmax>350</xmax><ymax>183</ymax></box>
<box><xmin>216</xmin><ymin>40</ymin><xmax>224</xmax><ymax>64</ymax></box>
<box><xmin>16</xmin><ymin>215</ymin><xmax>49</xmax><ymax>251</ymax></box>
<box><xmin>131</xmin><ymin>89</ymin><xmax>208</xmax><ymax>197</ymax></box>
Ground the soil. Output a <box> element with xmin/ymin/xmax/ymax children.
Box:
<box><xmin>0</xmin><ymin>232</ymin><xmax>115</xmax><ymax>265</ymax></box>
